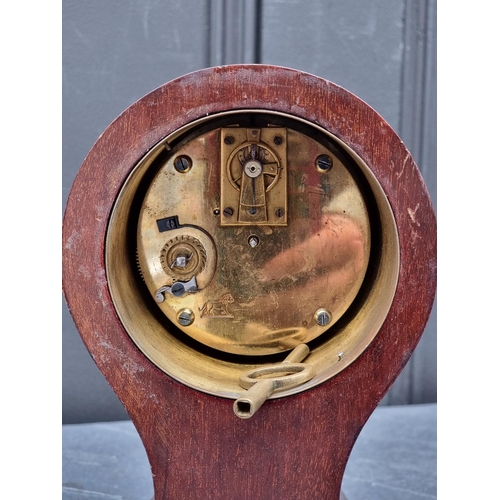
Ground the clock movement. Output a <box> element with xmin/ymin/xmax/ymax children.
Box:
<box><xmin>62</xmin><ymin>65</ymin><xmax>436</xmax><ymax>499</ymax></box>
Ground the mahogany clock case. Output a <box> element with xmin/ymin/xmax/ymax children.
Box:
<box><xmin>62</xmin><ymin>65</ymin><xmax>436</xmax><ymax>500</ymax></box>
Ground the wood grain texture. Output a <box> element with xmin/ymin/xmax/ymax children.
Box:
<box><xmin>62</xmin><ymin>65</ymin><xmax>436</xmax><ymax>500</ymax></box>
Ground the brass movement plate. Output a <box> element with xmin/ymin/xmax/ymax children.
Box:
<box><xmin>106</xmin><ymin>110</ymin><xmax>399</xmax><ymax>398</ymax></box>
<box><xmin>220</xmin><ymin>127</ymin><xmax>287</xmax><ymax>226</ymax></box>
<box><xmin>136</xmin><ymin>124</ymin><xmax>371</xmax><ymax>355</ymax></box>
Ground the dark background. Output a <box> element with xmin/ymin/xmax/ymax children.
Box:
<box><xmin>62</xmin><ymin>0</ymin><xmax>436</xmax><ymax>424</ymax></box>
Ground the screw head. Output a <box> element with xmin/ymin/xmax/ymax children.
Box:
<box><xmin>315</xmin><ymin>154</ymin><xmax>333</xmax><ymax>173</ymax></box>
<box><xmin>314</xmin><ymin>308</ymin><xmax>331</xmax><ymax>326</ymax></box>
<box><xmin>177</xmin><ymin>308</ymin><xmax>195</xmax><ymax>327</ymax></box>
<box><xmin>223</xmin><ymin>207</ymin><xmax>234</xmax><ymax>218</ymax></box>
<box><xmin>224</xmin><ymin>135</ymin><xmax>235</xmax><ymax>145</ymax></box>
<box><xmin>174</xmin><ymin>155</ymin><xmax>192</xmax><ymax>173</ymax></box>
<box><xmin>273</xmin><ymin>135</ymin><xmax>283</xmax><ymax>146</ymax></box>
<box><xmin>275</xmin><ymin>208</ymin><xmax>284</xmax><ymax>218</ymax></box>
<box><xmin>171</xmin><ymin>282</ymin><xmax>185</xmax><ymax>297</ymax></box>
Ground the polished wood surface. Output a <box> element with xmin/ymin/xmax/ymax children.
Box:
<box><xmin>62</xmin><ymin>65</ymin><xmax>436</xmax><ymax>500</ymax></box>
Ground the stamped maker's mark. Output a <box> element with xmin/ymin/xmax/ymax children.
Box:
<box><xmin>199</xmin><ymin>293</ymin><xmax>235</xmax><ymax>318</ymax></box>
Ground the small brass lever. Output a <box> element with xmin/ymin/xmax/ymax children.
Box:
<box><xmin>233</xmin><ymin>344</ymin><xmax>314</xmax><ymax>419</ymax></box>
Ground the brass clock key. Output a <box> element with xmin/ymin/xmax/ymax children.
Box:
<box><xmin>234</xmin><ymin>344</ymin><xmax>315</xmax><ymax>418</ymax></box>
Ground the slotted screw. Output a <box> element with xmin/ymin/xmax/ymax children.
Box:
<box><xmin>314</xmin><ymin>308</ymin><xmax>331</xmax><ymax>326</ymax></box>
<box><xmin>174</xmin><ymin>155</ymin><xmax>192</xmax><ymax>173</ymax></box>
<box><xmin>315</xmin><ymin>154</ymin><xmax>333</xmax><ymax>173</ymax></box>
<box><xmin>177</xmin><ymin>309</ymin><xmax>195</xmax><ymax>326</ymax></box>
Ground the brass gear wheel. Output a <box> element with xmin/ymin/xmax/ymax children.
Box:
<box><xmin>160</xmin><ymin>235</ymin><xmax>207</xmax><ymax>280</ymax></box>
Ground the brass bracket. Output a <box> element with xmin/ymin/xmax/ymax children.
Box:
<box><xmin>220</xmin><ymin>127</ymin><xmax>287</xmax><ymax>226</ymax></box>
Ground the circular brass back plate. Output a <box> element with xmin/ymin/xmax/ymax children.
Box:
<box><xmin>135</xmin><ymin>122</ymin><xmax>371</xmax><ymax>355</ymax></box>
<box><xmin>106</xmin><ymin>110</ymin><xmax>399</xmax><ymax>399</ymax></box>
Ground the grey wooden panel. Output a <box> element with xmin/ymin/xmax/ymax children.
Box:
<box><xmin>209</xmin><ymin>0</ymin><xmax>260</xmax><ymax>65</ymax></box>
<box><xmin>382</xmin><ymin>0</ymin><xmax>437</xmax><ymax>405</ymax></box>
<box><xmin>261</xmin><ymin>0</ymin><xmax>436</xmax><ymax>405</ymax></box>
<box><xmin>63</xmin><ymin>0</ymin><xmax>210</xmax><ymax>209</ymax></box>
<box><xmin>63</xmin><ymin>0</ymin><xmax>211</xmax><ymax>424</ymax></box>
<box><xmin>400</xmin><ymin>0</ymin><xmax>437</xmax><ymax>209</ymax></box>
<box><xmin>261</xmin><ymin>0</ymin><xmax>406</xmax><ymax>132</ymax></box>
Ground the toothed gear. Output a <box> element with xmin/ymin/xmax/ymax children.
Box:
<box><xmin>160</xmin><ymin>235</ymin><xmax>207</xmax><ymax>280</ymax></box>
<box><xmin>136</xmin><ymin>248</ymin><xmax>145</xmax><ymax>282</ymax></box>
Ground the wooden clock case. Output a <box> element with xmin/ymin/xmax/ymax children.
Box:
<box><xmin>62</xmin><ymin>65</ymin><xmax>436</xmax><ymax>500</ymax></box>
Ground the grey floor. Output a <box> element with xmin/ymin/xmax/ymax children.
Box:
<box><xmin>62</xmin><ymin>403</ymin><xmax>436</xmax><ymax>500</ymax></box>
